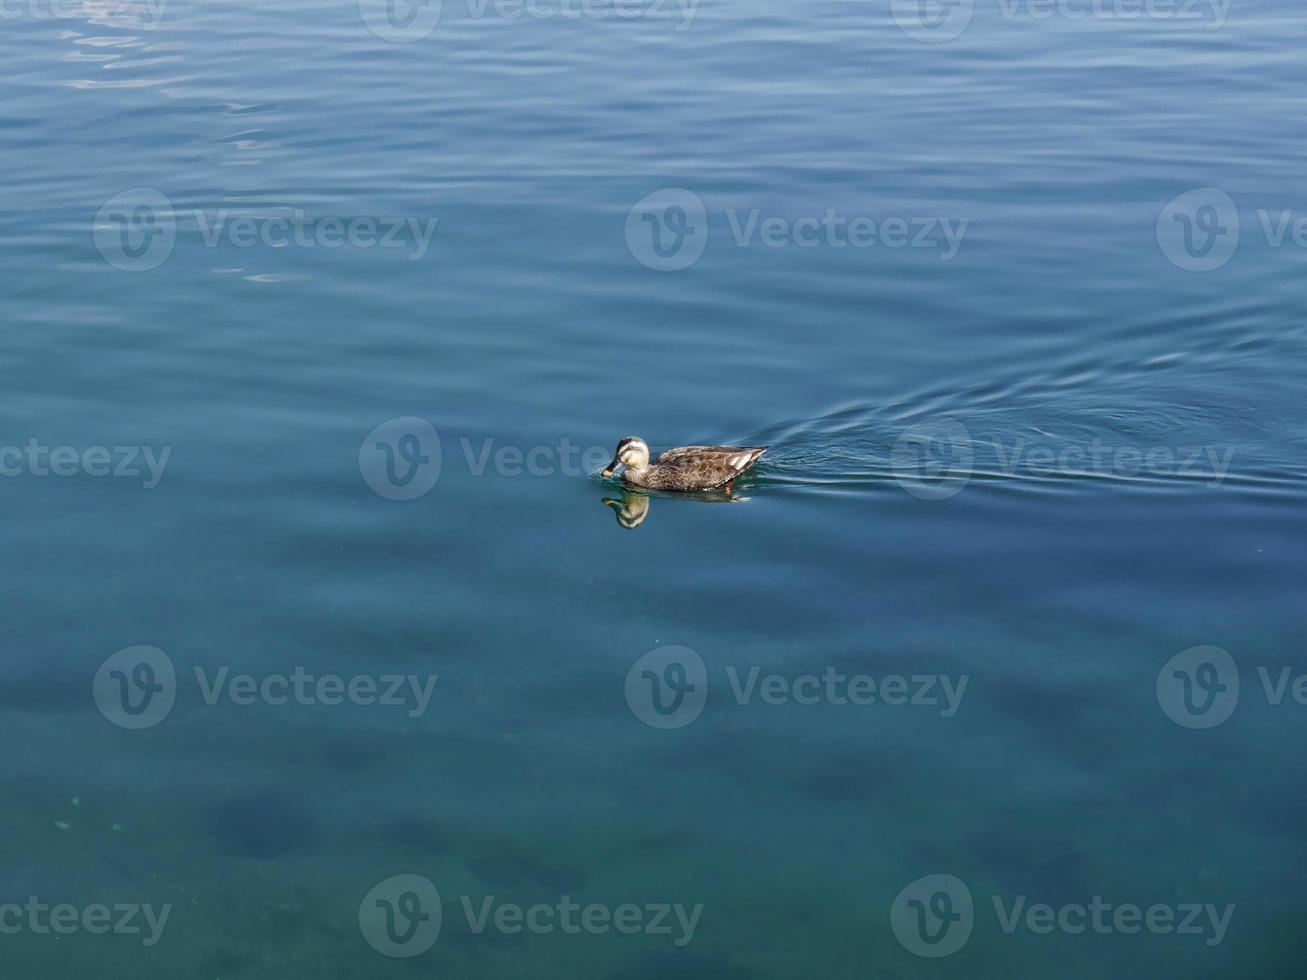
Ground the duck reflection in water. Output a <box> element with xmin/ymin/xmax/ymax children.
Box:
<box><xmin>601</xmin><ymin>490</ymin><xmax>746</xmax><ymax>529</ymax></box>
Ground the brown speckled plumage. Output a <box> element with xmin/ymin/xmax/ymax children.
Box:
<box><xmin>602</xmin><ymin>437</ymin><xmax>768</xmax><ymax>492</ymax></box>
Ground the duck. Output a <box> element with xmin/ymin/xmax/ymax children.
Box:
<box><xmin>601</xmin><ymin>437</ymin><xmax>768</xmax><ymax>492</ymax></box>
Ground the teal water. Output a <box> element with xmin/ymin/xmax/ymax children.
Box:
<box><xmin>2</xmin><ymin>0</ymin><xmax>1306</xmax><ymax>976</ymax></box>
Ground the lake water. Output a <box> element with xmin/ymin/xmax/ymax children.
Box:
<box><xmin>2</xmin><ymin>0</ymin><xmax>1305</xmax><ymax>976</ymax></box>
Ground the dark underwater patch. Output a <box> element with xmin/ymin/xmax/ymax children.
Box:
<box><xmin>212</xmin><ymin>788</ymin><xmax>316</xmax><ymax>859</ymax></box>
<box><xmin>606</xmin><ymin>949</ymin><xmax>752</xmax><ymax>980</ymax></box>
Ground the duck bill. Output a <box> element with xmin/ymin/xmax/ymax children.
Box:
<box><xmin>601</xmin><ymin>457</ymin><xmax>622</xmax><ymax>478</ymax></box>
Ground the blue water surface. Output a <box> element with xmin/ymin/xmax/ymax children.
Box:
<box><xmin>1</xmin><ymin>0</ymin><xmax>1305</xmax><ymax>976</ymax></box>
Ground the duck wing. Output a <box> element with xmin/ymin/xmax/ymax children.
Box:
<box><xmin>657</xmin><ymin>445</ymin><xmax>766</xmax><ymax>465</ymax></box>
<box><xmin>655</xmin><ymin>446</ymin><xmax>769</xmax><ymax>490</ymax></box>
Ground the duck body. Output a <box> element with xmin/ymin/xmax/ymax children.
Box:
<box><xmin>602</xmin><ymin>437</ymin><xmax>768</xmax><ymax>492</ymax></box>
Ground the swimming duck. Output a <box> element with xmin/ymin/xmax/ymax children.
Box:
<box><xmin>601</xmin><ymin>437</ymin><xmax>768</xmax><ymax>492</ymax></box>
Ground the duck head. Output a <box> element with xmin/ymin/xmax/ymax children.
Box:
<box><xmin>601</xmin><ymin>436</ymin><xmax>650</xmax><ymax>478</ymax></box>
